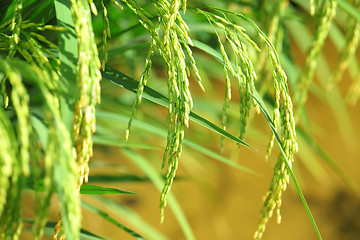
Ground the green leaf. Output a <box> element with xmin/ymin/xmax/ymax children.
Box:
<box><xmin>80</xmin><ymin>184</ymin><xmax>135</xmax><ymax>195</ymax></box>
<box><xmin>91</xmin><ymin>196</ymin><xmax>169</xmax><ymax>240</ymax></box>
<box><xmin>122</xmin><ymin>149</ymin><xmax>195</xmax><ymax>240</ymax></box>
<box><xmin>30</xmin><ymin>113</ymin><xmax>49</xmax><ymax>149</ymax></box>
<box><xmin>101</xmin><ymin>65</ymin><xmax>251</xmax><ymax>148</ymax></box>
<box><xmin>93</xmin><ymin>134</ymin><xmax>162</xmax><ymax>150</ymax></box>
<box><xmin>81</xmin><ymin>201</ymin><xmax>145</xmax><ymax>239</ymax></box>
<box><xmin>24</xmin><ymin>177</ymin><xmax>134</xmax><ymax>195</ymax></box>
<box><xmin>87</xmin><ymin>174</ymin><xmax>182</xmax><ymax>183</ymax></box>
<box><xmin>336</xmin><ymin>0</ymin><xmax>360</xmax><ymax>21</ymax></box>
<box><xmin>96</xmin><ymin>110</ymin><xmax>258</xmax><ymax>175</ymax></box>
<box><xmin>55</xmin><ymin>0</ymin><xmax>78</xmax><ymax>138</ymax></box>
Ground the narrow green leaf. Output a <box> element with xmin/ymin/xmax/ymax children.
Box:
<box><xmin>96</xmin><ymin>110</ymin><xmax>258</xmax><ymax>175</ymax></box>
<box><xmin>183</xmin><ymin>139</ymin><xmax>261</xmax><ymax>176</ymax></box>
<box><xmin>91</xmin><ymin>196</ymin><xmax>169</xmax><ymax>240</ymax></box>
<box><xmin>80</xmin><ymin>185</ymin><xmax>135</xmax><ymax>195</ymax></box>
<box><xmin>24</xmin><ymin>177</ymin><xmax>134</xmax><ymax>195</ymax></box>
<box><xmin>88</xmin><ymin>174</ymin><xmax>186</xmax><ymax>183</ymax></box>
<box><xmin>93</xmin><ymin>135</ymin><xmax>162</xmax><ymax>150</ymax></box>
<box><xmin>88</xmin><ymin>175</ymin><xmax>152</xmax><ymax>183</ymax></box>
<box><xmin>122</xmin><ymin>149</ymin><xmax>195</xmax><ymax>240</ymax></box>
<box><xmin>101</xmin><ymin>65</ymin><xmax>251</xmax><ymax>148</ymax></box>
<box><xmin>81</xmin><ymin>201</ymin><xmax>145</xmax><ymax>240</ymax></box>
<box><xmin>336</xmin><ymin>0</ymin><xmax>360</xmax><ymax>21</ymax></box>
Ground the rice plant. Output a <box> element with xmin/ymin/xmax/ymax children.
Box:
<box><xmin>0</xmin><ymin>0</ymin><xmax>359</xmax><ymax>239</ymax></box>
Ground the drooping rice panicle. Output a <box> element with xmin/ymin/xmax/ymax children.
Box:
<box><xmin>101</xmin><ymin>0</ymin><xmax>111</xmax><ymax>70</ymax></box>
<box><xmin>69</xmin><ymin>0</ymin><xmax>102</xmax><ymax>187</ymax></box>
<box><xmin>327</xmin><ymin>0</ymin><xmax>360</xmax><ymax>90</ymax></box>
<box><xmin>191</xmin><ymin>8</ymin><xmax>298</xmax><ymax>238</ymax></box>
<box><xmin>4</xmin><ymin>64</ymin><xmax>30</xmax><ymax>177</ymax></box>
<box><xmin>255</xmin><ymin>53</ymin><xmax>298</xmax><ymax>240</ymax></box>
<box><xmin>125</xmin><ymin>39</ymin><xmax>155</xmax><ymax>140</ymax></box>
<box><xmin>52</xmin><ymin>0</ymin><xmax>101</xmax><ymax>238</ymax></box>
<box><xmin>219</xmin><ymin>45</ymin><xmax>232</xmax><ymax>152</ymax></box>
<box><xmin>36</xmin><ymin>71</ymin><xmax>80</xmax><ymax>240</ymax></box>
<box><xmin>0</xmin><ymin>65</ymin><xmax>22</xmax><ymax>239</ymax></box>
<box><xmin>33</xmin><ymin>122</ymin><xmax>57</xmax><ymax>239</ymax></box>
<box><xmin>0</xmin><ymin>0</ymin><xmax>22</xmax><ymax>107</ymax></box>
<box><xmin>255</xmin><ymin>0</ymin><xmax>287</xmax><ymax>99</ymax></box>
<box><xmin>0</xmin><ymin>108</ymin><xmax>17</xmax><ymax>226</ymax></box>
<box><xmin>295</xmin><ymin>0</ymin><xmax>337</xmax><ymax>108</ymax></box>
<box><xmin>155</xmin><ymin>0</ymin><xmax>195</xmax><ymax>221</ymax></box>
<box><xmin>9</xmin><ymin>0</ymin><xmax>22</xmax><ymax>55</ymax></box>
<box><xmin>196</xmin><ymin>8</ymin><xmax>261</xmax><ymax>144</ymax></box>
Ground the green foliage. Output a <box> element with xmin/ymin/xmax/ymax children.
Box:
<box><xmin>0</xmin><ymin>0</ymin><xmax>359</xmax><ymax>239</ymax></box>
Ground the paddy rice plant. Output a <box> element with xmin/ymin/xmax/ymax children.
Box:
<box><xmin>0</xmin><ymin>0</ymin><xmax>359</xmax><ymax>239</ymax></box>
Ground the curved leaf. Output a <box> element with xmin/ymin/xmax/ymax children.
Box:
<box><xmin>101</xmin><ymin>65</ymin><xmax>251</xmax><ymax>148</ymax></box>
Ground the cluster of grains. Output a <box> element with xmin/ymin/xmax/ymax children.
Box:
<box><xmin>9</xmin><ymin>0</ymin><xmax>22</xmax><ymax>56</ymax></box>
<box><xmin>328</xmin><ymin>0</ymin><xmax>360</xmax><ymax>88</ymax></box>
<box><xmin>329</xmin><ymin>0</ymin><xmax>360</xmax><ymax>105</ymax></box>
<box><xmin>0</xmin><ymin>71</ymin><xmax>21</xmax><ymax>239</ymax></box>
<box><xmin>0</xmin><ymin>0</ymin><xmax>22</xmax><ymax>107</ymax></box>
<box><xmin>0</xmin><ymin>3</ymin><xmax>95</xmax><ymax>239</ymax></box>
<box><xmin>0</xmin><ymin>5</ymin><xmax>30</xmax><ymax>238</ymax></box>
<box><xmin>256</xmin><ymin>0</ymin><xmax>287</xmax><ymax>91</ymax></box>
<box><xmin>204</xmin><ymin>6</ymin><xmax>301</xmax><ymax>239</ymax></box>
<box><xmin>295</xmin><ymin>0</ymin><xmax>337</xmax><ymax>108</ymax></box>
<box><xmin>253</xmin><ymin>26</ymin><xmax>299</xmax><ymax>239</ymax></box>
<box><xmin>187</xmin><ymin>8</ymin><xmax>298</xmax><ymax>238</ymax></box>
<box><xmin>36</xmin><ymin>72</ymin><xmax>80</xmax><ymax>240</ymax></box>
<box><xmin>54</xmin><ymin>0</ymin><xmax>102</xmax><ymax>239</ymax></box>
<box><xmin>153</xmin><ymin>0</ymin><xmax>201</xmax><ymax>222</ymax></box>
<box><xmin>1</xmin><ymin>21</ymin><xmax>74</xmax><ymax>239</ymax></box>
<box><xmin>120</xmin><ymin>0</ymin><xmax>203</xmax><ymax>221</ymax></box>
<box><xmin>254</xmin><ymin>47</ymin><xmax>298</xmax><ymax>240</ymax></box>
<box><xmin>5</xmin><ymin>64</ymin><xmax>30</xmax><ymax>176</ymax></box>
<box><xmin>100</xmin><ymin>0</ymin><xmax>111</xmax><ymax>70</ymax></box>
<box><xmin>195</xmin><ymin>8</ymin><xmax>259</xmax><ymax>149</ymax></box>
<box><xmin>125</xmin><ymin>39</ymin><xmax>156</xmax><ymax>140</ymax></box>
<box><xmin>0</xmin><ymin>19</ymin><xmax>81</xmax><ymax>237</ymax></box>
<box><xmin>70</xmin><ymin>0</ymin><xmax>101</xmax><ymax>187</ymax></box>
